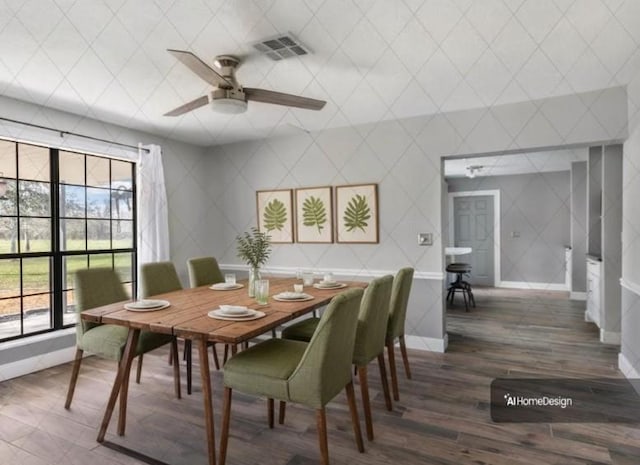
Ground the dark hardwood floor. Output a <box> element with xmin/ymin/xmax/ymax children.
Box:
<box><xmin>1</xmin><ymin>287</ymin><xmax>639</xmax><ymax>464</ymax></box>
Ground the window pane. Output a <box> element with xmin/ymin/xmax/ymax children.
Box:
<box><xmin>60</xmin><ymin>185</ymin><xmax>85</xmax><ymax>217</ymax></box>
<box><xmin>23</xmin><ymin>293</ymin><xmax>51</xmax><ymax>334</ymax></box>
<box><xmin>87</xmin><ymin>219</ymin><xmax>110</xmax><ymax>249</ymax></box>
<box><xmin>86</xmin><ymin>156</ymin><xmax>109</xmax><ymax>187</ymax></box>
<box><xmin>61</xmin><ymin>219</ymin><xmax>86</xmax><ymax>251</ymax></box>
<box><xmin>0</xmin><ymin>259</ymin><xmax>20</xmax><ymax>297</ymax></box>
<box><xmin>63</xmin><ymin>255</ymin><xmax>88</xmax><ymax>290</ymax></box>
<box><xmin>112</xmin><ymin>189</ymin><xmax>133</xmax><ymax>220</ymax></box>
<box><xmin>87</xmin><ymin>187</ymin><xmax>110</xmax><ymax>218</ymax></box>
<box><xmin>20</xmin><ymin>217</ymin><xmax>51</xmax><ymax>253</ymax></box>
<box><xmin>0</xmin><ymin>297</ymin><xmax>20</xmax><ymax>339</ymax></box>
<box><xmin>19</xmin><ymin>181</ymin><xmax>51</xmax><ymax>216</ymax></box>
<box><xmin>63</xmin><ymin>290</ymin><xmax>77</xmax><ymax>325</ymax></box>
<box><xmin>0</xmin><ymin>217</ymin><xmax>17</xmax><ymax>253</ymax></box>
<box><xmin>18</xmin><ymin>144</ymin><xmax>49</xmax><ymax>182</ymax></box>
<box><xmin>22</xmin><ymin>257</ymin><xmax>51</xmax><ymax>296</ymax></box>
<box><xmin>59</xmin><ymin>151</ymin><xmax>85</xmax><ymax>185</ymax></box>
<box><xmin>113</xmin><ymin>220</ymin><xmax>133</xmax><ymax>249</ymax></box>
<box><xmin>111</xmin><ymin>160</ymin><xmax>133</xmax><ymax>189</ymax></box>
<box><xmin>89</xmin><ymin>253</ymin><xmax>113</xmax><ymax>269</ymax></box>
<box><xmin>115</xmin><ymin>252</ymin><xmax>133</xmax><ymax>282</ymax></box>
<box><xmin>0</xmin><ymin>140</ymin><xmax>16</xmax><ymax>178</ymax></box>
<box><xmin>0</xmin><ymin>178</ymin><xmax>17</xmax><ymax>215</ymax></box>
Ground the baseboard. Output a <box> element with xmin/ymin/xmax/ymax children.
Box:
<box><xmin>0</xmin><ymin>346</ymin><xmax>78</xmax><ymax>382</ymax></box>
<box><xmin>403</xmin><ymin>334</ymin><xmax>448</xmax><ymax>353</ymax></box>
<box><xmin>618</xmin><ymin>352</ymin><xmax>640</xmax><ymax>379</ymax></box>
<box><xmin>497</xmin><ymin>281</ymin><xmax>568</xmax><ymax>291</ymax></box>
<box><xmin>220</xmin><ymin>263</ymin><xmax>444</xmax><ymax>281</ymax></box>
<box><xmin>600</xmin><ymin>329</ymin><xmax>621</xmax><ymax>345</ymax></box>
<box><xmin>570</xmin><ymin>291</ymin><xmax>587</xmax><ymax>301</ymax></box>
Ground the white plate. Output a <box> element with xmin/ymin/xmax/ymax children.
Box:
<box><xmin>273</xmin><ymin>293</ymin><xmax>314</xmax><ymax>302</ymax></box>
<box><xmin>210</xmin><ymin>283</ymin><xmax>244</xmax><ymax>291</ymax></box>
<box><xmin>218</xmin><ymin>305</ymin><xmax>251</xmax><ymax>316</ymax></box>
<box><xmin>207</xmin><ymin>309</ymin><xmax>266</xmax><ymax>321</ymax></box>
<box><xmin>313</xmin><ymin>282</ymin><xmax>347</xmax><ymax>290</ymax></box>
<box><xmin>124</xmin><ymin>300</ymin><xmax>170</xmax><ymax>312</ymax></box>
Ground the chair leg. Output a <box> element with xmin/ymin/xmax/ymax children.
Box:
<box><xmin>345</xmin><ymin>381</ymin><xmax>365</xmax><ymax>453</ymax></box>
<box><xmin>267</xmin><ymin>398</ymin><xmax>274</xmax><ymax>428</ymax></box>
<box><xmin>399</xmin><ymin>335</ymin><xmax>412</xmax><ymax>380</ymax></box>
<box><xmin>64</xmin><ymin>348</ymin><xmax>84</xmax><ymax>409</ymax></box>
<box><xmin>316</xmin><ymin>408</ymin><xmax>329</xmax><ymax>465</ymax></box>
<box><xmin>186</xmin><ymin>339</ymin><xmax>193</xmax><ymax>395</ymax></box>
<box><xmin>171</xmin><ymin>338</ymin><xmax>181</xmax><ymax>399</ymax></box>
<box><xmin>357</xmin><ymin>365</ymin><xmax>374</xmax><ymax>441</ymax></box>
<box><xmin>211</xmin><ymin>343</ymin><xmax>220</xmax><ymax>371</ymax></box>
<box><xmin>386</xmin><ymin>340</ymin><xmax>399</xmax><ymax>401</ymax></box>
<box><xmin>223</xmin><ymin>344</ymin><xmax>229</xmax><ymax>363</ymax></box>
<box><xmin>219</xmin><ymin>386</ymin><xmax>232</xmax><ymax>465</ymax></box>
<box><xmin>377</xmin><ymin>353</ymin><xmax>392</xmax><ymax>411</ymax></box>
<box><xmin>278</xmin><ymin>401</ymin><xmax>286</xmax><ymax>425</ymax></box>
<box><xmin>135</xmin><ymin>354</ymin><xmax>143</xmax><ymax>384</ymax></box>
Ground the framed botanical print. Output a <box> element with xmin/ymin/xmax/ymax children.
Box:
<box><xmin>295</xmin><ymin>186</ymin><xmax>333</xmax><ymax>243</ymax></box>
<box><xmin>335</xmin><ymin>183</ymin><xmax>379</xmax><ymax>244</ymax></box>
<box><xmin>256</xmin><ymin>189</ymin><xmax>293</xmax><ymax>243</ymax></box>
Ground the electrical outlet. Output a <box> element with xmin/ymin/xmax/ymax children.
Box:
<box><xmin>418</xmin><ymin>233</ymin><xmax>433</xmax><ymax>246</ymax></box>
<box><xmin>511</xmin><ymin>231</ymin><xmax>520</xmax><ymax>238</ymax></box>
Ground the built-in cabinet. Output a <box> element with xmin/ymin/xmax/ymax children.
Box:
<box><xmin>585</xmin><ymin>144</ymin><xmax>622</xmax><ymax>344</ymax></box>
<box><xmin>586</xmin><ymin>257</ymin><xmax>601</xmax><ymax>326</ymax></box>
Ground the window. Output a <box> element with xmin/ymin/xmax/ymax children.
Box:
<box><xmin>0</xmin><ymin>139</ymin><xmax>136</xmax><ymax>342</ymax></box>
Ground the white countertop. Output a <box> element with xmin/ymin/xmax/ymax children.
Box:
<box><xmin>445</xmin><ymin>247</ymin><xmax>472</xmax><ymax>256</ymax></box>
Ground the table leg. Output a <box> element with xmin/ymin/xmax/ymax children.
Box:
<box><xmin>98</xmin><ymin>328</ymin><xmax>140</xmax><ymax>443</ymax></box>
<box><xmin>199</xmin><ymin>336</ymin><xmax>216</xmax><ymax>465</ymax></box>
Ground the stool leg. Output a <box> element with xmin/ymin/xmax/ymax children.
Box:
<box><xmin>462</xmin><ymin>287</ymin><xmax>469</xmax><ymax>312</ymax></box>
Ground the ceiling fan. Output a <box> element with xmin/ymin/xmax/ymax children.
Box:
<box><xmin>164</xmin><ymin>49</ymin><xmax>326</xmax><ymax>116</ymax></box>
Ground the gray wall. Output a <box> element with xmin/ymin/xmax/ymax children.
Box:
<box><xmin>621</xmin><ymin>72</ymin><xmax>640</xmax><ymax>375</ymax></box>
<box><xmin>570</xmin><ymin>161</ymin><xmax>587</xmax><ymax>293</ymax></box>
<box><xmin>448</xmin><ymin>172</ymin><xmax>570</xmax><ymax>285</ymax></box>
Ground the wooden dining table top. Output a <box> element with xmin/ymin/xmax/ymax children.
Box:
<box><xmin>81</xmin><ymin>277</ymin><xmax>367</xmax><ymax>344</ymax></box>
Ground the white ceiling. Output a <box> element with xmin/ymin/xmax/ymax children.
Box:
<box><xmin>444</xmin><ymin>147</ymin><xmax>587</xmax><ymax>178</ymax></box>
<box><xmin>1</xmin><ymin>0</ymin><xmax>639</xmax><ymax>147</ymax></box>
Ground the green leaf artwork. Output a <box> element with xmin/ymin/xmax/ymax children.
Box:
<box><xmin>343</xmin><ymin>194</ymin><xmax>371</xmax><ymax>233</ymax></box>
<box><xmin>263</xmin><ymin>198</ymin><xmax>287</xmax><ymax>231</ymax></box>
<box><xmin>302</xmin><ymin>196</ymin><xmax>327</xmax><ymax>234</ymax></box>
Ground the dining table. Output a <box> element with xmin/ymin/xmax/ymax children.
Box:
<box><xmin>81</xmin><ymin>276</ymin><xmax>367</xmax><ymax>465</ymax></box>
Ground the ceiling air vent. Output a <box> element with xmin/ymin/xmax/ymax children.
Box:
<box><xmin>252</xmin><ymin>34</ymin><xmax>310</xmax><ymax>61</ymax></box>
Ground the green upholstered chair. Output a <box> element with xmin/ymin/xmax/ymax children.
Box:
<box><xmin>187</xmin><ymin>256</ymin><xmax>224</xmax><ymax>287</ymax></box>
<box><xmin>281</xmin><ymin>276</ymin><xmax>394</xmax><ymax>441</ymax></box>
<box><xmin>65</xmin><ymin>268</ymin><xmax>180</xmax><ymax>409</ymax></box>
<box><xmin>219</xmin><ymin>288</ymin><xmax>365</xmax><ymax>465</ymax></box>
<box><xmin>386</xmin><ymin>267</ymin><xmax>415</xmax><ymax>401</ymax></box>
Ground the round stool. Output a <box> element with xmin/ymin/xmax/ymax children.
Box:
<box><xmin>446</xmin><ymin>263</ymin><xmax>476</xmax><ymax>311</ymax></box>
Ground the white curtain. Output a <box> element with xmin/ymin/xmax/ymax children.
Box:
<box><xmin>137</xmin><ymin>144</ymin><xmax>170</xmax><ymax>295</ymax></box>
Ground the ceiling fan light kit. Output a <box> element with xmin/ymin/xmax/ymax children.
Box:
<box><xmin>165</xmin><ymin>49</ymin><xmax>326</xmax><ymax>117</ymax></box>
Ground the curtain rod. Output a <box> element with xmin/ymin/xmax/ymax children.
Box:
<box><xmin>0</xmin><ymin>116</ymin><xmax>150</xmax><ymax>153</ymax></box>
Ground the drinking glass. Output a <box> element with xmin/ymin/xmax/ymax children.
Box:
<box><xmin>294</xmin><ymin>283</ymin><xmax>304</xmax><ymax>293</ymax></box>
<box><xmin>302</xmin><ymin>272</ymin><xmax>314</xmax><ymax>286</ymax></box>
<box><xmin>255</xmin><ymin>279</ymin><xmax>269</xmax><ymax>305</ymax></box>
<box><xmin>224</xmin><ymin>273</ymin><xmax>236</xmax><ymax>285</ymax></box>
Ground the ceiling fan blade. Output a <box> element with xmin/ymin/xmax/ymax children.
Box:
<box><xmin>164</xmin><ymin>95</ymin><xmax>209</xmax><ymax>117</ymax></box>
<box><xmin>244</xmin><ymin>88</ymin><xmax>326</xmax><ymax>111</ymax></box>
<box><xmin>167</xmin><ymin>49</ymin><xmax>231</xmax><ymax>88</ymax></box>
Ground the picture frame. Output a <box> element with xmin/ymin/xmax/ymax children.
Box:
<box><xmin>294</xmin><ymin>186</ymin><xmax>333</xmax><ymax>243</ymax></box>
<box><xmin>335</xmin><ymin>183</ymin><xmax>379</xmax><ymax>244</ymax></box>
<box><xmin>256</xmin><ymin>189</ymin><xmax>293</xmax><ymax>243</ymax></box>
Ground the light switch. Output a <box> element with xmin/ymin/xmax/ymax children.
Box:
<box><xmin>418</xmin><ymin>233</ymin><xmax>433</xmax><ymax>246</ymax></box>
